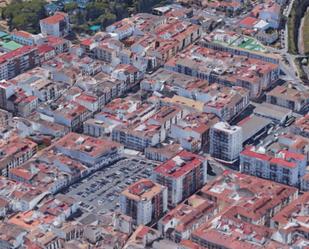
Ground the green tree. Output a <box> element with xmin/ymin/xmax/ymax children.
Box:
<box><xmin>64</xmin><ymin>2</ymin><xmax>78</xmax><ymax>13</ymax></box>
<box><xmin>98</xmin><ymin>12</ymin><xmax>116</xmax><ymax>27</ymax></box>
<box><xmin>85</xmin><ymin>1</ymin><xmax>108</xmax><ymax>21</ymax></box>
<box><xmin>71</xmin><ymin>10</ymin><xmax>86</xmax><ymax>26</ymax></box>
<box><xmin>2</xmin><ymin>0</ymin><xmax>47</xmax><ymax>33</ymax></box>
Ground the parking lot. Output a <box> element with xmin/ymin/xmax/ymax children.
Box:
<box><xmin>61</xmin><ymin>157</ymin><xmax>159</xmax><ymax>214</ymax></box>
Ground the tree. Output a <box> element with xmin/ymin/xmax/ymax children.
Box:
<box><xmin>85</xmin><ymin>2</ymin><xmax>108</xmax><ymax>21</ymax></box>
<box><xmin>64</xmin><ymin>2</ymin><xmax>78</xmax><ymax>13</ymax></box>
<box><xmin>98</xmin><ymin>12</ymin><xmax>116</xmax><ymax>27</ymax></box>
<box><xmin>2</xmin><ymin>0</ymin><xmax>47</xmax><ymax>33</ymax></box>
<box><xmin>71</xmin><ymin>10</ymin><xmax>86</xmax><ymax>26</ymax></box>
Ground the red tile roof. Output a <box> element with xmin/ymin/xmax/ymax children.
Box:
<box><xmin>239</xmin><ymin>16</ymin><xmax>259</xmax><ymax>27</ymax></box>
<box><xmin>37</xmin><ymin>44</ymin><xmax>54</xmax><ymax>54</ymax></box>
<box><xmin>154</xmin><ymin>150</ymin><xmax>205</xmax><ymax>178</ymax></box>
<box><xmin>41</xmin><ymin>12</ymin><xmax>67</xmax><ymax>25</ymax></box>
<box><xmin>0</xmin><ymin>46</ymin><xmax>36</xmax><ymax>64</ymax></box>
<box><xmin>81</xmin><ymin>38</ymin><xmax>93</xmax><ymax>46</ymax></box>
<box><xmin>281</xmin><ymin>150</ymin><xmax>306</xmax><ymax>161</ymax></box>
<box><xmin>128</xmin><ymin>179</ymin><xmax>155</xmax><ymax>196</ymax></box>
<box><xmin>270</xmin><ymin>157</ymin><xmax>296</xmax><ymax>168</ymax></box>
<box><xmin>76</xmin><ymin>93</ymin><xmax>97</xmax><ymax>103</ymax></box>
<box><xmin>240</xmin><ymin>147</ymin><xmax>271</xmax><ymax>161</ymax></box>
<box><xmin>241</xmin><ymin>146</ymin><xmax>305</xmax><ymax>168</ymax></box>
<box><xmin>12</xmin><ymin>30</ymin><xmax>33</xmax><ymax>39</ymax></box>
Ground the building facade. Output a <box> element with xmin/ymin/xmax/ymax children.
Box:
<box><xmin>152</xmin><ymin>150</ymin><xmax>207</xmax><ymax>207</ymax></box>
<box><xmin>120</xmin><ymin>179</ymin><xmax>168</xmax><ymax>225</ymax></box>
<box><xmin>40</xmin><ymin>12</ymin><xmax>70</xmax><ymax>37</ymax></box>
<box><xmin>209</xmin><ymin>122</ymin><xmax>243</xmax><ymax>163</ymax></box>
<box><xmin>240</xmin><ymin>146</ymin><xmax>307</xmax><ymax>187</ymax></box>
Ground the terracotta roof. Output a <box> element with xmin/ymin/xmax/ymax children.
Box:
<box><xmin>41</xmin><ymin>12</ymin><xmax>67</xmax><ymax>25</ymax></box>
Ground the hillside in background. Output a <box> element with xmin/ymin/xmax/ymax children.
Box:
<box><xmin>288</xmin><ymin>0</ymin><xmax>309</xmax><ymax>54</ymax></box>
<box><xmin>1</xmin><ymin>0</ymin><xmax>169</xmax><ymax>34</ymax></box>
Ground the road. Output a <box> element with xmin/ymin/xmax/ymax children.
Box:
<box><xmin>266</xmin><ymin>42</ymin><xmax>309</xmax><ymax>92</ymax></box>
<box><xmin>264</xmin><ymin>0</ymin><xmax>309</xmax><ymax>90</ymax></box>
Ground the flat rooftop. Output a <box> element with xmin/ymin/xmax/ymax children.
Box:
<box><xmin>253</xmin><ymin>102</ymin><xmax>292</xmax><ymax>121</ymax></box>
<box><xmin>208</xmin><ymin>30</ymin><xmax>267</xmax><ymax>52</ymax></box>
<box><xmin>238</xmin><ymin>115</ymin><xmax>271</xmax><ymax>142</ymax></box>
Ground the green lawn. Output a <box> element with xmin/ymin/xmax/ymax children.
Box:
<box><xmin>237</xmin><ymin>38</ymin><xmax>265</xmax><ymax>52</ymax></box>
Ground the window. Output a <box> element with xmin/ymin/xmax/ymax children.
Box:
<box><xmin>270</xmin><ymin>96</ymin><xmax>276</xmax><ymax>104</ymax></box>
<box><xmin>282</xmin><ymin>176</ymin><xmax>289</xmax><ymax>184</ymax></box>
<box><xmin>243</xmin><ymin>162</ymin><xmax>250</xmax><ymax>171</ymax></box>
<box><xmin>283</xmin><ymin>168</ymin><xmax>290</xmax><ymax>175</ymax></box>
<box><xmin>270</xmin><ymin>172</ymin><xmax>276</xmax><ymax>180</ymax></box>
<box><xmin>270</xmin><ymin>164</ymin><xmax>277</xmax><ymax>171</ymax></box>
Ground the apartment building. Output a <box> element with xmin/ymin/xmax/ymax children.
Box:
<box><xmin>141</xmin><ymin>69</ymin><xmax>249</xmax><ymax>122</ymax></box>
<box><xmin>52</xmin><ymin>101</ymin><xmax>91</xmax><ymax>132</ymax></box>
<box><xmin>112</xmin><ymin>105</ymin><xmax>183</xmax><ymax>151</ymax></box>
<box><xmin>200</xmin><ymin>171</ymin><xmax>298</xmax><ymax>225</ymax></box>
<box><xmin>290</xmin><ymin>114</ymin><xmax>309</xmax><ymax>138</ymax></box>
<box><xmin>165</xmin><ymin>45</ymin><xmax>280</xmax><ymax>98</ymax></box>
<box><xmin>190</xmin><ymin>171</ymin><xmax>299</xmax><ymax>248</ymax></box>
<box><xmin>40</xmin><ymin>12</ymin><xmax>70</xmax><ymax>37</ymax></box>
<box><xmin>209</xmin><ymin>122</ymin><xmax>243</xmax><ymax>163</ymax></box>
<box><xmin>11</xmin><ymin>31</ymin><xmax>35</xmax><ymax>46</ymax></box>
<box><xmin>112</xmin><ymin>122</ymin><xmax>166</xmax><ymax>151</ymax></box>
<box><xmin>158</xmin><ymin>195</ymin><xmax>216</xmax><ymax>242</ymax></box>
<box><xmin>240</xmin><ymin>146</ymin><xmax>307</xmax><ymax>187</ymax></box>
<box><xmin>152</xmin><ymin>150</ymin><xmax>207</xmax><ymax>207</ymax></box>
<box><xmin>9</xmin><ymin>161</ymin><xmax>71</xmax><ymax>194</ymax></box>
<box><xmin>200</xmin><ymin>30</ymin><xmax>280</xmax><ymax>64</ymax></box>
<box><xmin>0</xmin><ymin>136</ymin><xmax>38</xmax><ymax>176</ymax></box>
<box><xmin>271</xmin><ymin>193</ymin><xmax>309</xmax><ymax>245</ymax></box>
<box><xmin>202</xmin><ymin>84</ymin><xmax>249</xmax><ymax>121</ymax></box>
<box><xmin>54</xmin><ymin>132</ymin><xmax>123</xmax><ymax>170</ymax></box>
<box><xmin>266</xmin><ymin>85</ymin><xmax>309</xmax><ymax>113</ymax></box>
<box><xmin>0</xmin><ymin>46</ymin><xmax>39</xmax><ymax>80</ymax></box>
<box><xmin>120</xmin><ymin>179</ymin><xmax>168</xmax><ymax>225</ymax></box>
<box><xmin>0</xmin><ymin>109</ymin><xmax>12</xmax><ymax>128</ymax></box>
<box><xmin>170</xmin><ymin>112</ymin><xmax>219</xmax><ymax>152</ymax></box>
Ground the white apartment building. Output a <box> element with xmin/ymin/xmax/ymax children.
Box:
<box><xmin>209</xmin><ymin>122</ymin><xmax>243</xmax><ymax>163</ymax></box>
<box><xmin>240</xmin><ymin>146</ymin><xmax>307</xmax><ymax>187</ymax></box>
<box><xmin>40</xmin><ymin>12</ymin><xmax>70</xmax><ymax>37</ymax></box>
